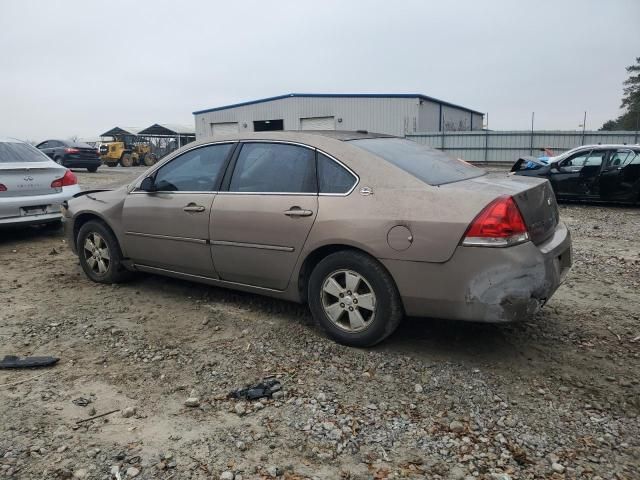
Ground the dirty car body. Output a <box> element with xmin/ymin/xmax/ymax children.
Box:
<box><xmin>511</xmin><ymin>144</ymin><xmax>640</xmax><ymax>204</ymax></box>
<box><xmin>63</xmin><ymin>131</ymin><xmax>572</xmax><ymax>346</ymax></box>
<box><xmin>0</xmin><ymin>137</ymin><xmax>80</xmax><ymax>227</ymax></box>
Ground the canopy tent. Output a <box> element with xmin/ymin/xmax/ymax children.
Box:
<box><xmin>138</xmin><ymin>123</ymin><xmax>195</xmax><ymax>137</ymax></box>
<box><xmin>99</xmin><ymin>127</ymin><xmax>142</xmax><ymax>137</ymax></box>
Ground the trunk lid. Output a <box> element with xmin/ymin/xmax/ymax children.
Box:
<box><xmin>442</xmin><ymin>173</ymin><xmax>560</xmax><ymax>245</ymax></box>
<box><xmin>0</xmin><ymin>162</ymin><xmax>66</xmax><ymax>197</ymax></box>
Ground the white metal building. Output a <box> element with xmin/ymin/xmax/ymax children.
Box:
<box><xmin>193</xmin><ymin>93</ymin><xmax>484</xmax><ymax>139</ymax></box>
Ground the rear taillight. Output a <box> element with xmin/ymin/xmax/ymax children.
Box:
<box><xmin>64</xmin><ymin>147</ymin><xmax>80</xmax><ymax>154</ymax></box>
<box><xmin>51</xmin><ymin>170</ymin><xmax>78</xmax><ymax>188</ymax></box>
<box><xmin>462</xmin><ymin>195</ymin><xmax>529</xmax><ymax>247</ymax></box>
<box><xmin>0</xmin><ymin>183</ymin><xmax>7</xmax><ymax>192</ymax></box>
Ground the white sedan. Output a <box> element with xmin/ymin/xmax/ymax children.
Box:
<box><xmin>0</xmin><ymin>137</ymin><xmax>81</xmax><ymax>227</ymax></box>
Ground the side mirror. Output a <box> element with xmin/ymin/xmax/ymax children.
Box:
<box><xmin>139</xmin><ymin>176</ymin><xmax>156</xmax><ymax>192</ymax></box>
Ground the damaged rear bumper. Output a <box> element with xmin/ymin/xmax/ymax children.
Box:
<box><xmin>382</xmin><ymin>222</ymin><xmax>572</xmax><ymax>322</ymax></box>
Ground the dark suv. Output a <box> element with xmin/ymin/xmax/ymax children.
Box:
<box><xmin>36</xmin><ymin>140</ymin><xmax>101</xmax><ymax>172</ymax></box>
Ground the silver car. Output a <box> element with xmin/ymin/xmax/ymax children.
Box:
<box><xmin>0</xmin><ymin>137</ymin><xmax>81</xmax><ymax>227</ymax></box>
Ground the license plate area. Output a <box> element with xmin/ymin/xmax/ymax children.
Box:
<box><xmin>20</xmin><ymin>205</ymin><xmax>48</xmax><ymax>216</ymax></box>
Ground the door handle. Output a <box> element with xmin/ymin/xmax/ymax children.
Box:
<box><xmin>183</xmin><ymin>204</ymin><xmax>206</xmax><ymax>213</ymax></box>
<box><xmin>284</xmin><ymin>207</ymin><xmax>313</xmax><ymax>217</ymax></box>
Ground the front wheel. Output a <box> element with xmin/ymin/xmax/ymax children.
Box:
<box><xmin>77</xmin><ymin>220</ymin><xmax>131</xmax><ymax>284</ymax></box>
<box><xmin>87</xmin><ymin>166</ymin><xmax>98</xmax><ymax>173</ymax></box>
<box><xmin>54</xmin><ymin>157</ymin><xmax>64</xmax><ymax>165</ymax></box>
<box><xmin>308</xmin><ymin>250</ymin><xmax>403</xmax><ymax>347</ymax></box>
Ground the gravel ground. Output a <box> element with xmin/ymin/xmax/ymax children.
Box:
<box><xmin>0</xmin><ymin>166</ymin><xmax>639</xmax><ymax>480</ymax></box>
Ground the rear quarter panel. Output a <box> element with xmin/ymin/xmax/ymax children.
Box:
<box><xmin>302</xmin><ymin>186</ymin><xmax>499</xmax><ymax>264</ymax></box>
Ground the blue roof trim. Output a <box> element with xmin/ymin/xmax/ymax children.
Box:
<box><xmin>193</xmin><ymin>93</ymin><xmax>483</xmax><ymax>116</ymax></box>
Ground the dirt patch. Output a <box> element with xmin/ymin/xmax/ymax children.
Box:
<box><xmin>1</xmin><ymin>169</ymin><xmax>638</xmax><ymax>479</ymax></box>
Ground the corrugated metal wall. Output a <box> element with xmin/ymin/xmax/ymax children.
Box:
<box><xmin>194</xmin><ymin>97</ymin><xmax>483</xmax><ymax>139</ymax></box>
<box><xmin>407</xmin><ymin>130</ymin><xmax>640</xmax><ymax>163</ymax></box>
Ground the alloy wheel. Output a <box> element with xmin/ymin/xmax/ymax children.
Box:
<box><xmin>321</xmin><ymin>269</ymin><xmax>376</xmax><ymax>332</ymax></box>
<box><xmin>83</xmin><ymin>232</ymin><xmax>110</xmax><ymax>275</ymax></box>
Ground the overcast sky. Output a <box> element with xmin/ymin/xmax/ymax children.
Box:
<box><xmin>1</xmin><ymin>0</ymin><xmax>638</xmax><ymax>141</ymax></box>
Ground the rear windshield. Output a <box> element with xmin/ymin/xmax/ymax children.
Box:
<box><xmin>350</xmin><ymin>138</ymin><xmax>485</xmax><ymax>186</ymax></box>
<box><xmin>0</xmin><ymin>142</ymin><xmax>49</xmax><ymax>163</ymax></box>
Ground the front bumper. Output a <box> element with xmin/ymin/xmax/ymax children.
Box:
<box><xmin>382</xmin><ymin>222</ymin><xmax>572</xmax><ymax>322</ymax></box>
<box><xmin>0</xmin><ymin>185</ymin><xmax>81</xmax><ymax>227</ymax></box>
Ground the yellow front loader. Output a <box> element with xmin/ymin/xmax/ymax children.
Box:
<box><xmin>99</xmin><ymin>138</ymin><xmax>157</xmax><ymax>167</ymax></box>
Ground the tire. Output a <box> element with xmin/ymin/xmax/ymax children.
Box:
<box><xmin>54</xmin><ymin>157</ymin><xmax>64</xmax><ymax>166</ymax></box>
<box><xmin>87</xmin><ymin>166</ymin><xmax>98</xmax><ymax>173</ymax></box>
<box><xmin>106</xmin><ymin>162</ymin><xmax>117</xmax><ymax>168</ymax></box>
<box><xmin>120</xmin><ymin>153</ymin><xmax>133</xmax><ymax>167</ymax></box>
<box><xmin>77</xmin><ymin>220</ymin><xmax>131</xmax><ymax>284</ymax></box>
<box><xmin>142</xmin><ymin>153</ymin><xmax>157</xmax><ymax>167</ymax></box>
<box><xmin>308</xmin><ymin>250</ymin><xmax>403</xmax><ymax>347</ymax></box>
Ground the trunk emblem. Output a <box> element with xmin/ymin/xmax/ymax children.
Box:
<box><xmin>24</xmin><ymin>175</ymin><xmax>34</xmax><ymax>181</ymax></box>
<box><xmin>547</xmin><ymin>198</ymin><xmax>551</xmax><ymax>205</ymax></box>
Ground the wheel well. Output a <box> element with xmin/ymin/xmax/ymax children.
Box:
<box><xmin>72</xmin><ymin>214</ymin><xmax>112</xmax><ymax>250</ymax></box>
<box><xmin>298</xmin><ymin>244</ymin><xmax>374</xmax><ymax>303</ymax></box>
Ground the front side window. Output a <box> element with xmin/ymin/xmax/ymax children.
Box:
<box><xmin>350</xmin><ymin>138</ymin><xmax>484</xmax><ymax>186</ymax></box>
<box><xmin>318</xmin><ymin>153</ymin><xmax>357</xmax><ymax>194</ymax></box>
<box><xmin>153</xmin><ymin>143</ymin><xmax>233</xmax><ymax>192</ymax></box>
<box><xmin>229</xmin><ymin>142</ymin><xmax>316</xmax><ymax>193</ymax></box>
<box><xmin>561</xmin><ymin>150</ymin><xmax>591</xmax><ymax>169</ymax></box>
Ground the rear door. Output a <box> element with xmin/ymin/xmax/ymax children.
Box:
<box><xmin>600</xmin><ymin>149</ymin><xmax>640</xmax><ymax>201</ymax></box>
<box><xmin>122</xmin><ymin>142</ymin><xmax>235</xmax><ymax>277</ymax></box>
<box><xmin>210</xmin><ymin>141</ymin><xmax>318</xmax><ymax>290</ymax></box>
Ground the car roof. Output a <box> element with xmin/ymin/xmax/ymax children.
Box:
<box><xmin>569</xmin><ymin>144</ymin><xmax>639</xmax><ymax>150</ymax></box>
<box><xmin>297</xmin><ymin>130</ymin><xmax>397</xmax><ymax>141</ymax></box>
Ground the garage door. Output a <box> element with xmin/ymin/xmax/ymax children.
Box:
<box><xmin>300</xmin><ymin>116</ymin><xmax>335</xmax><ymax>130</ymax></box>
<box><xmin>210</xmin><ymin>122</ymin><xmax>239</xmax><ymax>136</ymax></box>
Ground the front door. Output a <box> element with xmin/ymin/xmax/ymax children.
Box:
<box><xmin>551</xmin><ymin>149</ymin><xmax>605</xmax><ymax>197</ymax></box>
<box><xmin>600</xmin><ymin>149</ymin><xmax>640</xmax><ymax>201</ymax></box>
<box><xmin>211</xmin><ymin>142</ymin><xmax>318</xmax><ymax>290</ymax></box>
<box><xmin>122</xmin><ymin>142</ymin><xmax>235</xmax><ymax>277</ymax></box>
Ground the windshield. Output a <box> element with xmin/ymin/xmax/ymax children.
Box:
<box><xmin>350</xmin><ymin>137</ymin><xmax>485</xmax><ymax>186</ymax></box>
<box><xmin>0</xmin><ymin>141</ymin><xmax>50</xmax><ymax>163</ymax></box>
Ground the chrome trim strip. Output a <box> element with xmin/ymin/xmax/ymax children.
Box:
<box><xmin>217</xmin><ymin>191</ymin><xmax>316</xmax><ymax>196</ymax></box>
<box><xmin>129</xmin><ymin>191</ymin><xmax>219</xmax><ymax>195</ymax></box>
<box><xmin>211</xmin><ymin>240</ymin><xmax>294</xmax><ymax>252</ymax></box>
<box><xmin>125</xmin><ymin>231</ymin><xmax>207</xmax><ymax>244</ymax></box>
<box><xmin>133</xmin><ymin>264</ymin><xmax>283</xmax><ymax>293</ymax></box>
<box><xmin>129</xmin><ymin>140</ymin><xmax>360</xmax><ymax>197</ymax></box>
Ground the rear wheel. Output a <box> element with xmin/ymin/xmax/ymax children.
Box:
<box><xmin>308</xmin><ymin>250</ymin><xmax>403</xmax><ymax>347</ymax></box>
<box><xmin>106</xmin><ymin>162</ymin><xmax>117</xmax><ymax>168</ymax></box>
<box><xmin>77</xmin><ymin>220</ymin><xmax>131</xmax><ymax>283</ymax></box>
<box><xmin>120</xmin><ymin>153</ymin><xmax>133</xmax><ymax>167</ymax></box>
<box><xmin>142</xmin><ymin>153</ymin><xmax>157</xmax><ymax>166</ymax></box>
<box><xmin>87</xmin><ymin>166</ymin><xmax>98</xmax><ymax>173</ymax></box>
<box><xmin>54</xmin><ymin>156</ymin><xmax>63</xmax><ymax>165</ymax></box>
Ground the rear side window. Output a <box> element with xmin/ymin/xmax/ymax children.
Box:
<box><xmin>230</xmin><ymin>142</ymin><xmax>316</xmax><ymax>193</ymax></box>
<box><xmin>351</xmin><ymin>138</ymin><xmax>485</xmax><ymax>186</ymax></box>
<box><xmin>0</xmin><ymin>142</ymin><xmax>49</xmax><ymax>163</ymax></box>
<box><xmin>318</xmin><ymin>153</ymin><xmax>357</xmax><ymax>194</ymax></box>
<box><xmin>153</xmin><ymin>143</ymin><xmax>233</xmax><ymax>191</ymax></box>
